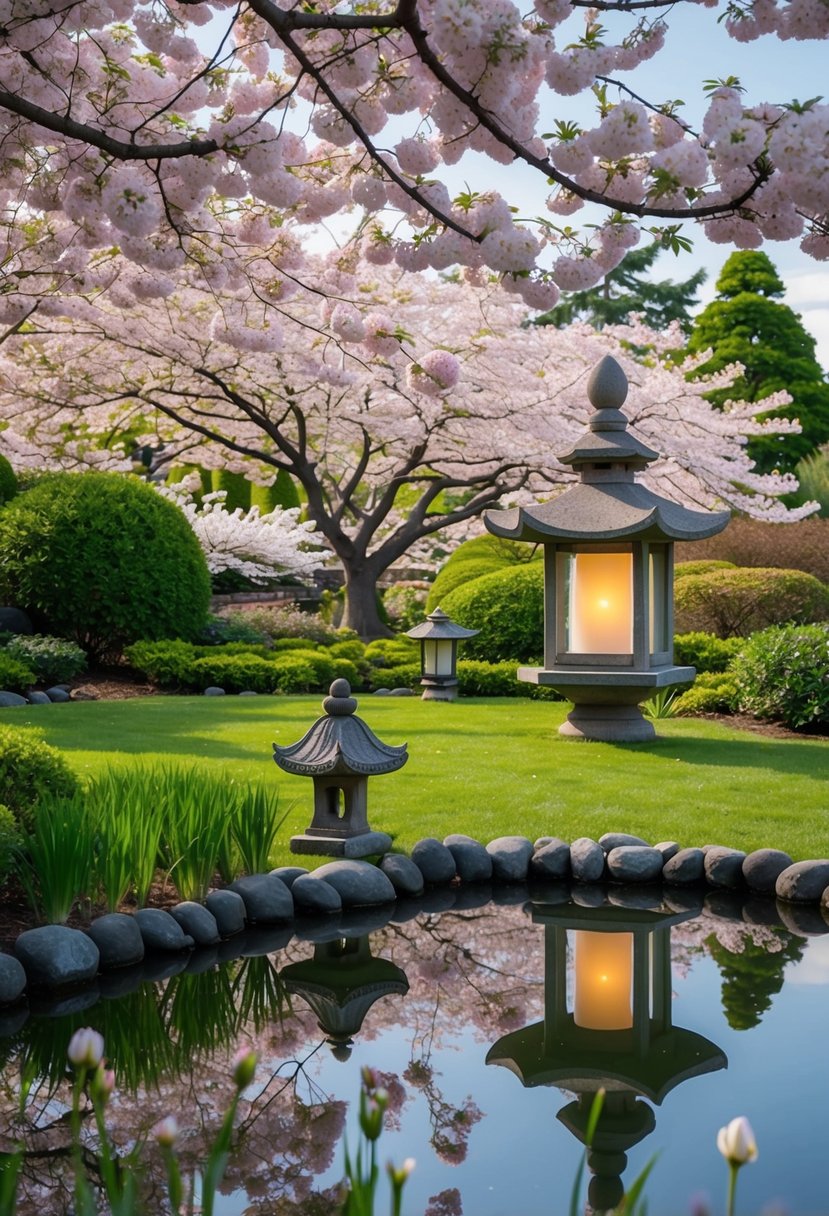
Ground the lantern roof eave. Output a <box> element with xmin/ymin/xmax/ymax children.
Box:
<box><xmin>273</xmin><ymin>714</ymin><xmax>408</xmax><ymax>778</ymax></box>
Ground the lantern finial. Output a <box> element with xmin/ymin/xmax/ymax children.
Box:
<box><xmin>587</xmin><ymin>355</ymin><xmax>628</xmax><ymax>411</ymax></box>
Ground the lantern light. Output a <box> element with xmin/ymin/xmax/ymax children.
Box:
<box><xmin>406</xmin><ymin>607</ymin><xmax>479</xmax><ymax>701</ymax></box>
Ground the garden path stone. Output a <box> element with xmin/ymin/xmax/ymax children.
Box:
<box><xmin>134</xmin><ymin>909</ymin><xmax>195</xmax><ymax>952</ymax></box>
<box><xmin>0</xmin><ymin>691</ymin><xmax>27</xmax><ymax>707</ymax></box>
<box><xmin>205</xmin><ymin>890</ymin><xmax>246</xmax><ymax>937</ymax></box>
<box><xmin>15</xmin><ymin>926</ymin><xmax>99</xmax><ymax>989</ymax></box>
<box><xmin>410</xmin><ymin>838</ymin><xmax>456</xmax><ymax>885</ymax></box>
<box><xmin>607</xmin><ymin>846</ymin><xmax>663</xmax><ymax>884</ymax></box>
<box><xmin>310</xmin><ymin>860</ymin><xmax>396</xmax><ymax>906</ymax></box>
<box><xmin>654</xmin><ymin>841</ymin><xmax>680</xmax><ymax>862</ymax></box>
<box><xmin>0</xmin><ymin>954</ymin><xmax>26</xmax><ymax>1005</ymax></box>
<box><xmin>570</xmin><ymin>837</ymin><xmax>605</xmax><ymax>883</ymax></box>
<box><xmin>292</xmin><ymin>874</ymin><xmax>342</xmax><ymax>913</ymax></box>
<box><xmin>380</xmin><ymin>854</ymin><xmax>425</xmax><ymax>897</ymax></box>
<box><xmin>776</xmin><ymin>860</ymin><xmax>829</xmax><ymax>903</ymax></box>
<box><xmin>230</xmin><ymin>874</ymin><xmax>294</xmax><ymax>923</ymax></box>
<box><xmin>486</xmin><ymin>836</ymin><xmax>533</xmax><ymax>882</ymax></box>
<box><xmin>269</xmin><ymin>867</ymin><xmax>309</xmax><ymax>889</ymax></box>
<box><xmin>444</xmin><ymin>835</ymin><xmax>493</xmax><ymax>883</ymax></box>
<box><xmin>663</xmin><ymin>848</ymin><xmax>705</xmax><ymax>885</ymax></box>
<box><xmin>529</xmin><ymin>839</ymin><xmax>571</xmax><ymax>881</ymax></box>
<box><xmin>170</xmin><ymin>902</ymin><xmax>220</xmax><ymax>947</ymax></box>
<box><xmin>704</xmin><ymin>847</ymin><xmax>746</xmax><ymax>889</ymax></box>
<box><xmin>204</xmin><ymin>686</ymin><xmax>225</xmax><ymax>696</ymax></box>
<box><xmin>27</xmin><ymin>691</ymin><xmax>52</xmax><ymax>705</ymax></box>
<box><xmin>86</xmin><ymin>913</ymin><xmax>144</xmax><ymax>969</ymax></box>
<box><xmin>46</xmin><ymin>687</ymin><xmax>71</xmax><ymax>702</ymax></box>
<box><xmin>599</xmin><ymin>832</ymin><xmax>649</xmax><ymax>853</ymax></box>
<box><xmin>743</xmin><ymin>848</ymin><xmax>794</xmax><ymax>895</ymax></box>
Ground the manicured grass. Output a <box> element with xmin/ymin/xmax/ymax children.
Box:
<box><xmin>8</xmin><ymin>696</ymin><xmax>829</xmax><ymax>865</ymax></box>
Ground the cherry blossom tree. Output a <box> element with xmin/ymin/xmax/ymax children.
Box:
<box><xmin>0</xmin><ymin>0</ymin><xmax>827</xmax><ymax>329</ymax></box>
<box><xmin>0</xmin><ymin>263</ymin><xmax>814</xmax><ymax>636</ymax></box>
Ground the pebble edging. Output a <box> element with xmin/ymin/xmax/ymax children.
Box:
<box><xmin>4</xmin><ymin>832</ymin><xmax>829</xmax><ymax>1013</ymax></box>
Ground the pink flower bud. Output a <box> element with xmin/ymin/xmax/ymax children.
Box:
<box><xmin>67</xmin><ymin>1028</ymin><xmax>105</xmax><ymax>1070</ymax></box>
<box><xmin>231</xmin><ymin>1047</ymin><xmax>257</xmax><ymax>1090</ymax></box>
<box><xmin>153</xmin><ymin>1115</ymin><xmax>179</xmax><ymax>1147</ymax></box>
<box><xmin>90</xmin><ymin>1064</ymin><xmax>116</xmax><ymax>1107</ymax></box>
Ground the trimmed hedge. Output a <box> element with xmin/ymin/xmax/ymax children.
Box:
<box><xmin>674</xmin><ymin>560</ymin><xmax>736</xmax><ymax>579</ymax></box>
<box><xmin>441</xmin><ymin>563</ymin><xmax>544</xmax><ymax>662</ymax></box>
<box><xmin>426</xmin><ymin>558</ymin><xmax>509</xmax><ymax>613</ymax></box>
<box><xmin>730</xmin><ymin>623</ymin><xmax>829</xmax><ymax>731</ymax></box>
<box><xmin>426</xmin><ymin>535</ymin><xmax>540</xmax><ymax>612</ymax></box>
<box><xmin>126</xmin><ymin>639</ymin><xmax>359</xmax><ymax>694</ymax></box>
<box><xmin>674</xmin><ymin>566</ymin><xmax>829</xmax><ymax>638</ymax></box>
<box><xmin>674</xmin><ymin>672</ymin><xmax>737</xmax><ymax>716</ymax></box>
<box><xmin>673</xmin><ymin>632</ymin><xmax>743</xmax><ymax>674</ymax></box>
<box><xmin>0</xmin><ymin>726</ymin><xmax>80</xmax><ymax>832</ymax></box>
<box><xmin>0</xmin><ymin>652</ymin><xmax>36</xmax><ymax>694</ymax></box>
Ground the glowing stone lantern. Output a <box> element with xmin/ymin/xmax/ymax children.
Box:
<box><xmin>273</xmin><ymin>679</ymin><xmax>407</xmax><ymax>858</ymax></box>
<box><xmin>487</xmin><ymin>898</ymin><xmax>726</xmax><ymax>1211</ymax></box>
<box><xmin>484</xmin><ymin>355</ymin><xmax>730</xmax><ymax>741</ymax></box>
<box><xmin>406</xmin><ymin>607</ymin><xmax>479</xmax><ymax>701</ymax></box>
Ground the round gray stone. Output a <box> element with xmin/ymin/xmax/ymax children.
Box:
<box><xmin>654</xmin><ymin>841</ymin><xmax>680</xmax><ymax>862</ymax></box>
<box><xmin>380</xmin><ymin>853</ymin><xmax>425</xmax><ymax>897</ymax></box>
<box><xmin>444</xmin><ymin>835</ymin><xmax>493</xmax><ymax>883</ymax></box>
<box><xmin>486</xmin><ymin>836</ymin><xmax>534</xmax><ymax>882</ymax></box>
<box><xmin>570</xmin><ymin>837</ymin><xmax>605</xmax><ymax>883</ymax></box>
<box><xmin>45</xmin><ymin>687</ymin><xmax>71</xmax><ymax>702</ymax></box>
<box><xmin>134</xmin><ymin>908</ymin><xmax>195</xmax><ymax>952</ymax></box>
<box><xmin>85</xmin><ymin>913</ymin><xmax>144</xmax><ymax>969</ymax></box>
<box><xmin>599</xmin><ymin>832</ymin><xmax>648</xmax><ymax>853</ymax></box>
<box><xmin>704</xmin><ymin>847</ymin><xmax>747</xmax><ymax>889</ymax></box>
<box><xmin>0</xmin><ymin>691</ymin><xmax>27</xmax><ymax>707</ymax></box>
<box><xmin>230</xmin><ymin>874</ymin><xmax>294</xmax><ymax>923</ymax></box>
<box><xmin>663</xmin><ymin>848</ymin><xmax>705</xmax><ymax>885</ymax></box>
<box><xmin>607</xmin><ymin>846</ymin><xmax>664</xmax><ymax>884</ymax></box>
<box><xmin>205</xmin><ymin>889</ymin><xmax>247</xmax><ymax>937</ymax></box>
<box><xmin>292</xmin><ymin>873</ymin><xmax>342</xmax><ymax>913</ymax></box>
<box><xmin>15</xmin><ymin>926</ymin><xmax>99</xmax><ymax>989</ymax></box>
<box><xmin>776</xmin><ymin>859</ymin><xmax>829</xmax><ymax>904</ymax></box>
<box><xmin>27</xmin><ymin>691</ymin><xmax>52</xmax><ymax>705</ymax></box>
<box><xmin>373</xmin><ymin>688</ymin><xmax>392</xmax><ymax>696</ymax></box>
<box><xmin>743</xmin><ymin>848</ymin><xmax>795</xmax><ymax>895</ymax></box>
<box><xmin>0</xmin><ymin>607</ymin><xmax>33</xmax><ymax>634</ymax></box>
<box><xmin>390</xmin><ymin>687</ymin><xmax>415</xmax><ymax>696</ymax></box>
<box><xmin>777</xmin><ymin>899</ymin><xmax>829</xmax><ymax>937</ymax></box>
<box><xmin>238</xmin><ymin>690</ymin><xmax>258</xmax><ymax>697</ymax></box>
<box><xmin>204</xmin><ymin>686</ymin><xmax>225</xmax><ymax>696</ymax></box>
<box><xmin>0</xmin><ymin>953</ymin><xmax>26</xmax><ymax>1005</ymax></box>
<box><xmin>534</xmin><ymin>836</ymin><xmax>556</xmax><ymax>849</ymax></box>
<box><xmin>530</xmin><ymin>839</ymin><xmax>571</xmax><ymax>881</ymax></box>
<box><xmin>269</xmin><ymin>867</ymin><xmax>309</xmax><ymax>889</ymax></box>
<box><xmin>310</xmin><ymin>859</ymin><xmax>396</xmax><ymax>906</ymax></box>
<box><xmin>170</xmin><ymin>902</ymin><xmax>220</xmax><ymax>947</ymax></box>
<box><xmin>410</xmin><ymin>838</ymin><xmax>456</xmax><ymax>885</ymax></box>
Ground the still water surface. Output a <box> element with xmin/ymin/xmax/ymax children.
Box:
<box><xmin>3</xmin><ymin>889</ymin><xmax>829</xmax><ymax>1215</ymax></box>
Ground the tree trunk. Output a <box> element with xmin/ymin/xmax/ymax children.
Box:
<box><xmin>341</xmin><ymin>565</ymin><xmax>394</xmax><ymax>639</ymax></box>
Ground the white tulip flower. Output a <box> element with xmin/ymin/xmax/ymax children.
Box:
<box><xmin>67</xmin><ymin>1027</ymin><xmax>105</xmax><ymax>1070</ymax></box>
<box><xmin>717</xmin><ymin>1116</ymin><xmax>758</xmax><ymax>1167</ymax></box>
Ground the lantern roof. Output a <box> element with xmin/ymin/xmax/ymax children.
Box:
<box><xmin>484</xmin><ymin>354</ymin><xmax>730</xmax><ymax>544</ymax></box>
<box><xmin>406</xmin><ymin>606</ymin><xmax>480</xmax><ymax>640</ymax></box>
<box><xmin>273</xmin><ymin>679</ymin><xmax>408</xmax><ymax>777</ymax></box>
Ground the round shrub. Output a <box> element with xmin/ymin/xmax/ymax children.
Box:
<box><xmin>441</xmin><ymin>563</ymin><xmax>544</xmax><ymax>663</ymax></box>
<box><xmin>0</xmin><ymin>651</ymin><xmax>36</xmax><ymax>693</ymax></box>
<box><xmin>730</xmin><ymin>624</ymin><xmax>829</xmax><ymax>731</ymax></box>
<box><xmin>364</xmin><ymin>638</ymin><xmax>419</xmax><ymax>667</ymax></box>
<box><xmin>674</xmin><ymin>673</ymin><xmax>737</xmax><ymax>716</ymax></box>
<box><xmin>0</xmin><ymin>726</ymin><xmax>80</xmax><ymax>832</ymax></box>
<box><xmin>674</xmin><ymin>567</ymin><xmax>829</xmax><ymax>638</ymax></box>
<box><xmin>426</xmin><ymin>558</ymin><xmax>509</xmax><ymax>613</ymax></box>
<box><xmin>0</xmin><ymin>473</ymin><xmax>211</xmax><ymax>662</ymax></box>
<box><xmin>673</xmin><ymin>632</ymin><xmax>744</xmax><ymax>674</ymax></box>
<box><xmin>426</xmin><ymin>535</ymin><xmax>539</xmax><ymax>612</ymax></box>
<box><xmin>330</xmin><ymin>639</ymin><xmax>367</xmax><ymax>662</ymax></box>
<box><xmin>0</xmin><ymin>454</ymin><xmax>18</xmax><ymax>504</ymax></box>
<box><xmin>674</xmin><ymin>560</ymin><xmax>736</xmax><ymax>579</ymax></box>
<box><xmin>190</xmin><ymin>653</ymin><xmax>284</xmax><ymax>693</ymax></box>
<box><xmin>5</xmin><ymin>634</ymin><xmax>87</xmax><ymax>685</ymax></box>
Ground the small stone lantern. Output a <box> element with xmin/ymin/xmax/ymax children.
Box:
<box><xmin>406</xmin><ymin>607</ymin><xmax>479</xmax><ymax>701</ymax></box>
<box><xmin>273</xmin><ymin>679</ymin><xmax>407</xmax><ymax>858</ymax></box>
<box><xmin>484</xmin><ymin>354</ymin><xmax>730</xmax><ymax>741</ymax></box>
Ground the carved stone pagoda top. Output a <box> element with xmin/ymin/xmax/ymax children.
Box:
<box><xmin>273</xmin><ymin>679</ymin><xmax>408</xmax><ymax>778</ymax></box>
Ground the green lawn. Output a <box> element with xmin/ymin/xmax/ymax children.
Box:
<box><xmin>7</xmin><ymin>696</ymin><xmax>829</xmax><ymax>865</ymax></box>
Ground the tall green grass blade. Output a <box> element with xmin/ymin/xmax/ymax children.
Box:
<box><xmin>18</xmin><ymin>793</ymin><xmax>95</xmax><ymax>923</ymax></box>
<box><xmin>232</xmin><ymin>785</ymin><xmax>289</xmax><ymax>875</ymax></box>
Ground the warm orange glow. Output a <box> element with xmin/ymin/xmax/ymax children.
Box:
<box><xmin>573</xmin><ymin>930</ymin><xmax>634</xmax><ymax>1030</ymax></box>
<box><xmin>570</xmin><ymin>552</ymin><xmax>633</xmax><ymax>654</ymax></box>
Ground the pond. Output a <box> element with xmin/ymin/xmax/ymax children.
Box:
<box><xmin>2</xmin><ymin>886</ymin><xmax>828</xmax><ymax>1215</ymax></box>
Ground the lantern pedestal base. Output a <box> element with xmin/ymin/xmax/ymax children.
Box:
<box><xmin>560</xmin><ymin>703</ymin><xmax>655</xmax><ymax>743</ymax></box>
<box><xmin>420</xmin><ymin>679</ymin><xmax>459</xmax><ymax>702</ymax></box>
<box><xmin>290</xmin><ymin>830</ymin><xmax>393</xmax><ymax>858</ymax></box>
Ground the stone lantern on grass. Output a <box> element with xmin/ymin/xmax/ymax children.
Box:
<box><xmin>406</xmin><ymin>607</ymin><xmax>479</xmax><ymax>701</ymax></box>
<box><xmin>484</xmin><ymin>355</ymin><xmax>729</xmax><ymax>741</ymax></box>
<box><xmin>273</xmin><ymin>679</ymin><xmax>407</xmax><ymax>858</ymax></box>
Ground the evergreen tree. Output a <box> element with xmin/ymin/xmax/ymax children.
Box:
<box><xmin>707</xmin><ymin>931</ymin><xmax>804</xmax><ymax>1031</ymax></box>
<box><xmin>687</xmin><ymin>251</ymin><xmax>829</xmax><ymax>476</ymax></box>
<box><xmin>535</xmin><ymin>243</ymin><xmax>706</xmax><ymax>334</ymax></box>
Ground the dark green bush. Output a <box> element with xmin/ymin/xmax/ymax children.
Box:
<box><xmin>457</xmin><ymin>660</ymin><xmax>564</xmax><ymax>699</ymax></box>
<box><xmin>125</xmin><ymin>640</ymin><xmax>198</xmax><ymax>687</ymax></box>
<box><xmin>674</xmin><ymin>560</ymin><xmax>737</xmax><ymax>579</ymax></box>
<box><xmin>367</xmin><ymin>663</ymin><xmax>422</xmax><ymax>691</ymax></box>
<box><xmin>674</xmin><ymin>567</ymin><xmax>829</xmax><ymax>638</ymax></box>
<box><xmin>441</xmin><ymin>563</ymin><xmax>544</xmax><ymax>662</ymax></box>
<box><xmin>270</xmin><ymin>637</ymin><xmax>322</xmax><ymax>652</ymax></box>
<box><xmin>0</xmin><ymin>652</ymin><xmax>36</xmax><ymax>693</ymax></box>
<box><xmin>730</xmin><ymin>624</ymin><xmax>829</xmax><ymax>731</ymax></box>
<box><xmin>330</xmin><ymin>639</ymin><xmax>367</xmax><ymax>662</ymax></box>
<box><xmin>4</xmin><ymin>634</ymin><xmax>87</xmax><ymax>685</ymax></box>
<box><xmin>0</xmin><ymin>726</ymin><xmax>80</xmax><ymax>832</ymax></box>
<box><xmin>198</xmin><ymin>613</ymin><xmax>269</xmax><ymax>647</ymax></box>
<box><xmin>427</xmin><ymin>559</ymin><xmax>509</xmax><ymax>612</ymax></box>
<box><xmin>364</xmin><ymin>638</ymin><xmax>419</xmax><ymax>668</ymax></box>
<box><xmin>0</xmin><ymin>454</ymin><xmax>18</xmax><ymax>505</ymax></box>
<box><xmin>189</xmin><ymin>654</ymin><xmax>290</xmax><ymax>693</ymax></box>
<box><xmin>0</xmin><ymin>473</ymin><xmax>211</xmax><ymax>661</ymax></box>
<box><xmin>674</xmin><ymin>672</ymin><xmax>737</xmax><ymax>716</ymax></box>
<box><xmin>673</xmin><ymin>632</ymin><xmax>744</xmax><ymax>674</ymax></box>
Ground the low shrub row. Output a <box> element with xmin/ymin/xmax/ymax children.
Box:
<box><xmin>125</xmin><ymin>639</ymin><xmax>361</xmax><ymax>694</ymax></box>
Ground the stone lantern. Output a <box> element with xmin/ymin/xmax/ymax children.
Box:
<box><xmin>281</xmin><ymin>934</ymin><xmax>409</xmax><ymax>1061</ymax></box>
<box><xmin>406</xmin><ymin>607</ymin><xmax>479</xmax><ymax>701</ymax></box>
<box><xmin>486</xmin><ymin>897</ymin><xmax>726</xmax><ymax>1211</ymax></box>
<box><xmin>273</xmin><ymin>679</ymin><xmax>407</xmax><ymax>858</ymax></box>
<box><xmin>484</xmin><ymin>355</ymin><xmax>730</xmax><ymax>741</ymax></box>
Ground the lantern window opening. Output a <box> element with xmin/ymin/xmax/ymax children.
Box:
<box><xmin>558</xmin><ymin>544</ymin><xmax>635</xmax><ymax>661</ymax></box>
<box><xmin>326</xmin><ymin>786</ymin><xmax>346</xmax><ymax>820</ymax></box>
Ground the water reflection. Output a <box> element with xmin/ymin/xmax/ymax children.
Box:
<box><xmin>487</xmin><ymin>897</ymin><xmax>726</xmax><ymax>1211</ymax></box>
